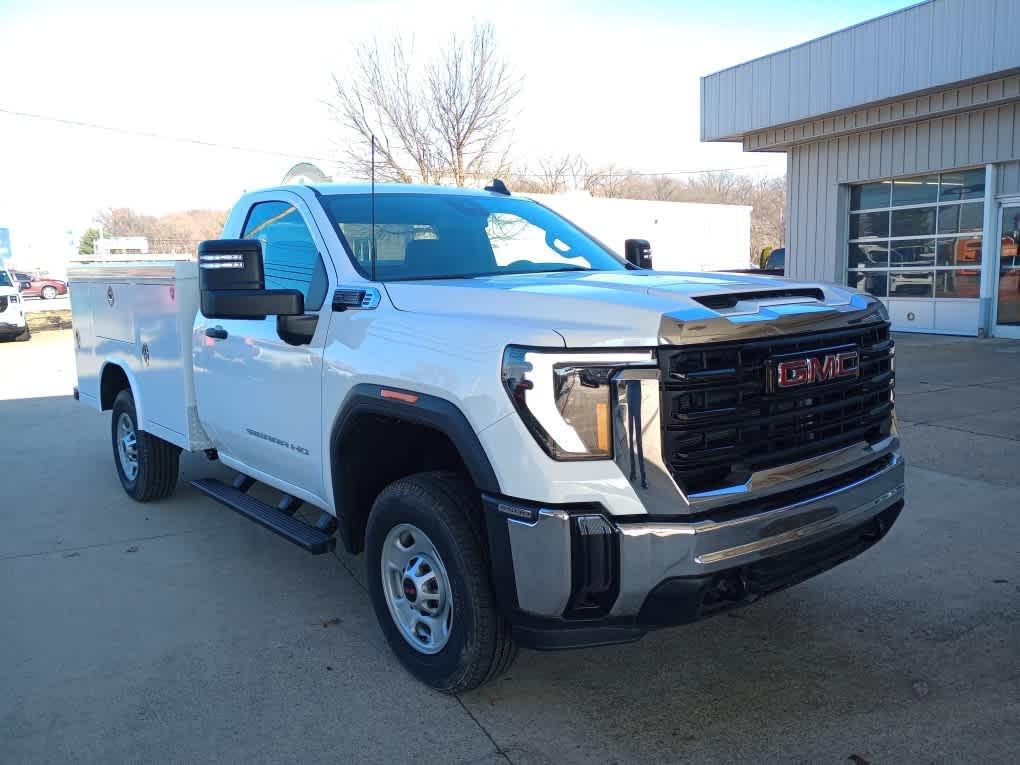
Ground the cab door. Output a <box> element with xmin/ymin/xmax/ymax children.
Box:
<box><xmin>193</xmin><ymin>192</ymin><xmax>334</xmax><ymax>501</ymax></box>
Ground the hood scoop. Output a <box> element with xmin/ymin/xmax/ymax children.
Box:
<box><xmin>693</xmin><ymin>288</ymin><xmax>825</xmax><ymax>312</ymax></box>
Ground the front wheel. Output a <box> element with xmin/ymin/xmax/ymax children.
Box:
<box><xmin>14</xmin><ymin>326</ymin><xmax>30</xmax><ymax>342</ymax></box>
<box><xmin>365</xmin><ymin>472</ymin><xmax>517</xmax><ymax>693</ymax></box>
<box><xmin>111</xmin><ymin>389</ymin><xmax>181</xmax><ymax>501</ymax></box>
<box><xmin>41</xmin><ymin>286</ymin><xmax>57</xmax><ymax>300</ymax></box>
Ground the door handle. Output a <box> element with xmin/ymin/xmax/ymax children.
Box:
<box><xmin>205</xmin><ymin>326</ymin><xmax>228</xmax><ymax>340</ymax></box>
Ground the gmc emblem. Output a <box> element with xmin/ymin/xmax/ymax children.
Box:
<box><xmin>775</xmin><ymin>350</ymin><xmax>859</xmax><ymax>389</ymax></box>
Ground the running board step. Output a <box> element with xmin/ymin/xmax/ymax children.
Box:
<box><xmin>191</xmin><ymin>478</ymin><xmax>335</xmax><ymax>554</ymax></box>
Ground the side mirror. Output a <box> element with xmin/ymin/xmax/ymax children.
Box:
<box><xmin>624</xmin><ymin>239</ymin><xmax>653</xmax><ymax>269</ymax></box>
<box><xmin>198</xmin><ymin>239</ymin><xmax>304</xmax><ymax>319</ymax></box>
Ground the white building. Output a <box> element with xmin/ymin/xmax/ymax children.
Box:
<box><xmin>95</xmin><ymin>237</ymin><xmax>150</xmax><ymax>258</ymax></box>
<box><xmin>701</xmin><ymin>0</ymin><xmax>1020</xmax><ymax>338</ymax></box>
<box><xmin>525</xmin><ymin>191</ymin><xmax>752</xmax><ymax>272</ymax></box>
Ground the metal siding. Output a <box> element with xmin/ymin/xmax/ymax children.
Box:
<box><xmin>995</xmin><ymin>104</ymin><xmax>1013</xmax><ymax>157</ymax></box>
<box><xmin>797</xmin><ymin>145</ymin><xmax>811</xmax><ymax>280</ymax></box>
<box><xmin>997</xmin><ymin>161</ymin><xmax>1020</xmax><ymax>195</ymax></box>
<box><xmin>993</xmin><ymin>0</ymin><xmax>1020</xmax><ymax>72</ymax></box>
<box><xmin>1013</xmin><ymin>102</ymin><xmax>1020</xmax><ymax>158</ymax></box>
<box><xmin>770</xmin><ymin>50</ymin><xmax>791</xmax><ymax>126</ymax></box>
<box><xmin>829</xmin><ymin>29</ymin><xmax>854</xmax><ymax>111</ymax></box>
<box><xmin>964</xmin><ymin>0</ymin><xmax>995</xmax><ymax>78</ymax></box>
<box><xmin>719</xmin><ymin>68</ymin><xmax>736</xmax><ymax>142</ymax></box>
<box><xmin>981</xmin><ymin>99</ymin><xmax>997</xmax><ymax>158</ymax></box>
<box><xmin>735</xmin><ymin>64</ymin><xmax>754</xmax><ymax>134</ymax></box>
<box><xmin>809</xmin><ymin>142</ymin><xmax>821</xmax><ymax>281</ymax></box>
<box><xmin>930</xmin><ymin>0</ymin><xmax>963</xmax><ymax>85</ymax></box>
<box><xmin>852</xmin><ymin>21</ymin><xmax>879</xmax><ymax>106</ymax></box>
<box><xmin>915</xmin><ymin>121</ymin><xmax>931</xmax><ymax>173</ymax></box>
<box><xmin>903</xmin><ymin>1</ymin><xmax>934</xmax><ymax>93</ymax></box>
<box><xmin>891</xmin><ymin>126</ymin><xmax>905</xmax><ymax>177</ymax></box>
<box><xmin>821</xmin><ymin>140</ymin><xmax>837</xmax><ymax>282</ymax></box>
<box><xmin>789</xmin><ymin>44</ymin><xmax>811</xmax><ymax>121</ymax></box>
<box><xmin>836</xmin><ymin>134</ymin><xmax>849</xmax><ymax>182</ymax></box>
<box><xmin>879</xmin><ymin>128</ymin><xmax>894</xmax><ymax>178</ymax></box>
<box><xmin>878</xmin><ymin>10</ymin><xmax>905</xmax><ymax>99</ymax></box>
<box><xmin>809</xmin><ymin>36</ymin><xmax>831</xmax><ymax>116</ymax></box>
<box><xmin>751</xmin><ymin>57</ymin><xmax>772</xmax><ymax>127</ymax></box>
<box><xmin>701</xmin><ymin>0</ymin><xmax>1020</xmax><ymax>142</ymax></box>
<box><xmin>869</xmin><ymin>130</ymin><xmax>883</xmax><ymax>181</ymax></box>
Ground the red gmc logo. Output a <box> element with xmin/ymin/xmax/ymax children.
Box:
<box><xmin>776</xmin><ymin>351</ymin><xmax>859</xmax><ymax>389</ymax></box>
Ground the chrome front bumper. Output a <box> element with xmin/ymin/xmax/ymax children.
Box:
<box><xmin>494</xmin><ymin>452</ymin><xmax>905</xmax><ymax>621</ymax></box>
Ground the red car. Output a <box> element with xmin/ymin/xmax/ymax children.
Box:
<box><xmin>13</xmin><ymin>271</ymin><xmax>68</xmax><ymax>299</ymax></box>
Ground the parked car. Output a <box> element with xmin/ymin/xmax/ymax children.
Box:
<box><xmin>724</xmin><ymin>246</ymin><xmax>785</xmax><ymax>276</ymax></box>
<box><xmin>0</xmin><ymin>269</ymin><xmax>30</xmax><ymax>342</ymax></box>
<box><xmin>68</xmin><ymin>183</ymin><xmax>903</xmax><ymax>692</ymax></box>
<box><xmin>14</xmin><ymin>271</ymin><xmax>68</xmax><ymax>299</ymax></box>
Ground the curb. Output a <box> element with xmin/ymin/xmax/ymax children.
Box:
<box><xmin>27</xmin><ymin>309</ymin><xmax>72</xmax><ymax>333</ymax></box>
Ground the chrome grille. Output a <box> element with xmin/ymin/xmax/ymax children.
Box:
<box><xmin>658</xmin><ymin>323</ymin><xmax>894</xmax><ymax>494</ymax></box>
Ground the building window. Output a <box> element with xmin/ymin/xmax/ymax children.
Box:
<box><xmin>847</xmin><ymin>169</ymin><xmax>984</xmax><ymax>300</ymax></box>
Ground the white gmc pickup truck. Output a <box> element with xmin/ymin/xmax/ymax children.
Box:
<box><xmin>69</xmin><ymin>183</ymin><xmax>905</xmax><ymax>692</ymax></box>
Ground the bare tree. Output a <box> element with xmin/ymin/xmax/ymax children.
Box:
<box><xmin>96</xmin><ymin>207</ymin><xmax>228</xmax><ymax>253</ymax></box>
<box><xmin>329</xmin><ymin>38</ymin><xmax>438</xmax><ymax>183</ymax></box>
<box><xmin>427</xmin><ymin>24</ymin><xmax>520</xmax><ymax>186</ymax></box>
<box><xmin>649</xmin><ymin>174</ymin><xmax>678</xmax><ymax>201</ymax></box>
<box><xmin>330</xmin><ymin>24</ymin><xmax>520</xmax><ymax>185</ymax></box>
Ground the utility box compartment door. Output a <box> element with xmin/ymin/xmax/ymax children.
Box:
<box><xmin>135</xmin><ymin>283</ymin><xmax>188</xmax><ymax>437</ymax></box>
<box><xmin>93</xmin><ymin>282</ymin><xmax>136</xmax><ymax>343</ymax></box>
<box><xmin>70</xmin><ymin>283</ymin><xmax>99</xmax><ymax>403</ymax></box>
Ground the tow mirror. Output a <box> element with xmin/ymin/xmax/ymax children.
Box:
<box><xmin>198</xmin><ymin>239</ymin><xmax>303</xmax><ymax>319</ymax></box>
<box><xmin>624</xmin><ymin>238</ymin><xmax>652</xmax><ymax>269</ymax></box>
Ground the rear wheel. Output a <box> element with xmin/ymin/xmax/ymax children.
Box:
<box><xmin>41</xmin><ymin>285</ymin><xmax>57</xmax><ymax>300</ymax></box>
<box><xmin>111</xmin><ymin>390</ymin><xmax>180</xmax><ymax>501</ymax></box>
<box><xmin>365</xmin><ymin>471</ymin><xmax>517</xmax><ymax>693</ymax></box>
<box><xmin>14</xmin><ymin>326</ymin><xmax>30</xmax><ymax>342</ymax></box>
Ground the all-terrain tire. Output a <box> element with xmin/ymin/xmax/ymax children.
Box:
<box><xmin>111</xmin><ymin>389</ymin><xmax>180</xmax><ymax>501</ymax></box>
<box><xmin>365</xmin><ymin>471</ymin><xmax>517</xmax><ymax>693</ymax></box>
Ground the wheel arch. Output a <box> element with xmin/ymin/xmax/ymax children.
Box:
<box><xmin>328</xmin><ymin>384</ymin><xmax>500</xmax><ymax>554</ymax></box>
<box><xmin>99</xmin><ymin>360</ymin><xmax>146</xmax><ymax>429</ymax></box>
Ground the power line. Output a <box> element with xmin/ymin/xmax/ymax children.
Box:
<box><xmin>0</xmin><ymin>106</ymin><xmax>333</xmax><ymax>162</ymax></box>
<box><xmin>0</xmin><ymin>105</ymin><xmax>776</xmax><ymax>178</ymax></box>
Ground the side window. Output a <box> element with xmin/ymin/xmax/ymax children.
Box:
<box><xmin>242</xmin><ymin>201</ymin><xmax>328</xmax><ymax>310</ymax></box>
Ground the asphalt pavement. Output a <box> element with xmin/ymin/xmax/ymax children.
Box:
<box><xmin>1</xmin><ymin>330</ymin><xmax>1017</xmax><ymax>763</ymax></box>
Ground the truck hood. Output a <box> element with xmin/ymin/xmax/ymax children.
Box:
<box><xmin>384</xmin><ymin>271</ymin><xmax>885</xmax><ymax>347</ymax></box>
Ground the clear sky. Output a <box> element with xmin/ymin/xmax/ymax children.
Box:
<box><xmin>0</xmin><ymin>0</ymin><xmax>910</xmax><ymax>266</ymax></box>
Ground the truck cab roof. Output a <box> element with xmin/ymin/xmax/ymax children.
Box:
<box><xmin>266</xmin><ymin>182</ymin><xmax>513</xmax><ymax>198</ymax></box>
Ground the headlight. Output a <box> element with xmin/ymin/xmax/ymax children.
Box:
<box><xmin>9</xmin><ymin>294</ymin><xmax>18</xmax><ymax>303</ymax></box>
<box><xmin>501</xmin><ymin>346</ymin><xmax>653</xmax><ymax>460</ymax></box>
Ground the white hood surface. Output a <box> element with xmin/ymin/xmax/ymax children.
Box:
<box><xmin>383</xmin><ymin>270</ymin><xmax>859</xmax><ymax>347</ymax></box>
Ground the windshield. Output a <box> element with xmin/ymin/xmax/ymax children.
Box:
<box><xmin>322</xmin><ymin>193</ymin><xmax>627</xmax><ymax>280</ymax></box>
<box><xmin>0</xmin><ymin>271</ymin><xmax>12</xmax><ymax>288</ymax></box>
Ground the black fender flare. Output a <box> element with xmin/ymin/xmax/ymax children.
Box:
<box><xmin>328</xmin><ymin>383</ymin><xmax>501</xmax><ymax>551</ymax></box>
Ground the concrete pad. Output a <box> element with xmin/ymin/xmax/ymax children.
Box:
<box><xmin>458</xmin><ymin>466</ymin><xmax>1020</xmax><ymax>764</ymax></box>
<box><xmin>2</xmin><ymin>332</ymin><xmax>1018</xmax><ymax>763</ymax></box>
<box><xmin>899</xmin><ymin>421</ymin><xmax>1020</xmax><ymax>488</ymax></box>
<box><xmin>895</xmin><ymin>383</ymin><xmax>1020</xmax><ymax>424</ymax></box>
<box><xmin>937</xmin><ymin>406</ymin><xmax>1020</xmax><ymax>441</ymax></box>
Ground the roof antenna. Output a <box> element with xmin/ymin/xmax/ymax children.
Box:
<box><xmin>370</xmin><ymin>134</ymin><xmax>377</xmax><ymax>282</ymax></box>
<box><xmin>484</xmin><ymin>178</ymin><xmax>510</xmax><ymax>196</ymax></box>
